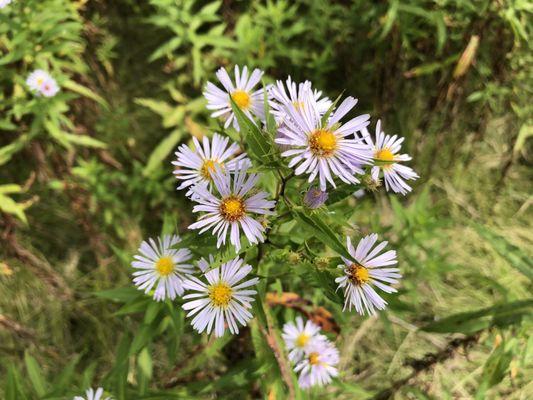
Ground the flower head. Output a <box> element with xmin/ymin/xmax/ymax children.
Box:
<box><xmin>188</xmin><ymin>167</ymin><xmax>276</xmax><ymax>252</ymax></box>
<box><xmin>182</xmin><ymin>257</ymin><xmax>258</xmax><ymax>337</ymax></box>
<box><xmin>74</xmin><ymin>387</ymin><xmax>111</xmax><ymax>400</ymax></box>
<box><xmin>336</xmin><ymin>234</ymin><xmax>401</xmax><ymax>315</ymax></box>
<box><xmin>269</xmin><ymin>77</ymin><xmax>331</xmax><ymax>124</ymax></box>
<box><xmin>172</xmin><ymin>133</ymin><xmax>251</xmax><ymax>195</ymax></box>
<box><xmin>294</xmin><ymin>340</ymin><xmax>339</xmax><ymax>389</ymax></box>
<box><xmin>132</xmin><ymin>234</ymin><xmax>193</xmax><ymax>301</ymax></box>
<box><xmin>276</xmin><ymin>92</ymin><xmax>372</xmax><ymax>190</ymax></box>
<box><xmin>204</xmin><ymin>65</ymin><xmax>265</xmax><ymax>131</ymax></box>
<box><xmin>282</xmin><ymin>317</ymin><xmax>327</xmax><ymax>362</ymax></box>
<box><xmin>363</xmin><ymin>120</ymin><xmax>419</xmax><ymax>195</ymax></box>
<box><xmin>26</xmin><ymin>70</ymin><xmax>59</xmax><ymax>97</ymax></box>
<box><xmin>303</xmin><ymin>187</ymin><xmax>328</xmax><ymax>209</ymax></box>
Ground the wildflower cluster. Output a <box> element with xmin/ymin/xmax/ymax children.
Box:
<box><xmin>128</xmin><ymin>65</ymin><xmax>419</xmax><ymax>392</ymax></box>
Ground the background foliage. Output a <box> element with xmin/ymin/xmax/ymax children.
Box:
<box><xmin>1</xmin><ymin>0</ymin><xmax>532</xmax><ymax>399</ymax></box>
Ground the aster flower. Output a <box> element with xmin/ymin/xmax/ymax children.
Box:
<box><xmin>26</xmin><ymin>69</ymin><xmax>59</xmax><ymax>97</ymax></box>
<box><xmin>182</xmin><ymin>257</ymin><xmax>258</xmax><ymax>337</ymax></box>
<box><xmin>303</xmin><ymin>187</ymin><xmax>328</xmax><ymax>209</ymax></box>
<box><xmin>335</xmin><ymin>234</ymin><xmax>401</xmax><ymax>315</ymax></box>
<box><xmin>131</xmin><ymin>234</ymin><xmax>194</xmax><ymax>301</ymax></box>
<box><xmin>294</xmin><ymin>340</ymin><xmax>340</xmax><ymax>389</ymax></box>
<box><xmin>282</xmin><ymin>317</ymin><xmax>327</xmax><ymax>362</ymax></box>
<box><xmin>204</xmin><ymin>65</ymin><xmax>265</xmax><ymax>130</ymax></box>
<box><xmin>276</xmin><ymin>92</ymin><xmax>372</xmax><ymax>190</ymax></box>
<box><xmin>172</xmin><ymin>133</ymin><xmax>251</xmax><ymax>194</ymax></box>
<box><xmin>269</xmin><ymin>76</ymin><xmax>331</xmax><ymax>124</ymax></box>
<box><xmin>74</xmin><ymin>387</ymin><xmax>111</xmax><ymax>400</ymax></box>
<box><xmin>362</xmin><ymin>120</ymin><xmax>419</xmax><ymax>195</ymax></box>
<box><xmin>188</xmin><ymin>167</ymin><xmax>276</xmax><ymax>252</ymax></box>
<box><xmin>0</xmin><ymin>0</ymin><xmax>13</xmax><ymax>9</ymax></box>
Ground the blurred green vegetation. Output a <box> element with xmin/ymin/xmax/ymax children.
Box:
<box><xmin>0</xmin><ymin>0</ymin><xmax>531</xmax><ymax>399</ymax></box>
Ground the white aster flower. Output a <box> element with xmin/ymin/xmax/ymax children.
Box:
<box><xmin>0</xmin><ymin>0</ymin><xmax>13</xmax><ymax>9</ymax></box>
<box><xmin>276</xmin><ymin>92</ymin><xmax>372</xmax><ymax>190</ymax></box>
<box><xmin>204</xmin><ymin>65</ymin><xmax>265</xmax><ymax>130</ymax></box>
<box><xmin>363</xmin><ymin>120</ymin><xmax>419</xmax><ymax>195</ymax></box>
<box><xmin>282</xmin><ymin>316</ymin><xmax>326</xmax><ymax>362</ymax></box>
<box><xmin>269</xmin><ymin>76</ymin><xmax>331</xmax><ymax>124</ymax></box>
<box><xmin>336</xmin><ymin>234</ymin><xmax>401</xmax><ymax>315</ymax></box>
<box><xmin>26</xmin><ymin>69</ymin><xmax>59</xmax><ymax>97</ymax></box>
<box><xmin>294</xmin><ymin>340</ymin><xmax>339</xmax><ymax>389</ymax></box>
<box><xmin>74</xmin><ymin>387</ymin><xmax>111</xmax><ymax>400</ymax></box>
<box><xmin>188</xmin><ymin>167</ymin><xmax>276</xmax><ymax>252</ymax></box>
<box><xmin>182</xmin><ymin>257</ymin><xmax>258</xmax><ymax>337</ymax></box>
<box><xmin>172</xmin><ymin>133</ymin><xmax>251</xmax><ymax>195</ymax></box>
<box><xmin>131</xmin><ymin>234</ymin><xmax>194</xmax><ymax>301</ymax></box>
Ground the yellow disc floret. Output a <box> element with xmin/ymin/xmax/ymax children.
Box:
<box><xmin>295</xmin><ymin>333</ymin><xmax>310</xmax><ymax>348</ymax></box>
<box><xmin>347</xmin><ymin>263</ymin><xmax>370</xmax><ymax>285</ymax></box>
<box><xmin>231</xmin><ymin>90</ymin><xmax>251</xmax><ymax>110</ymax></box>
<box><xmin>155</xmin><ymin>256</ymin><xmax>174</xmax><ymax>276</ymax></box>
<box><xmin>219</xmin><ymin>196</ymin><xmax>246</xmax><ymax>221</ymax></box>
<box><xmin>309</xmin><ymin>129</ymin><xmax>337</xmax><ymax>157</ymax></box>
<box><xmin>308</xmin><ymin>352</ymin><xmax>321</xmax><ymax>365</ymax></box>
<box><xmin>201</xmin><ymin>159</ymin><xmax>221</xmax><ymax>180</ymax></box>
<box><xmin>375</xmin><ymin>148</ymin><xmax>395</xmax><ymax>167</ymax></box>
<box><xmin>208</xmin><ymin>282</ymin><xmax>233</xmax><ymax>307</ymax></box>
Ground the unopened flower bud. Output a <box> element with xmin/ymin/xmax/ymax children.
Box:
<box><xmin>315</xmin><ymin>257</ymin><xmax>330</xmax><ymax>270</ymax></box>
<box><xmin>304</xmin><ymin>187</ymin><xmax>328</xmax><ymax>209</ymax></box>
<box><xmin>288</xmin><ymin>251</ymin><xmax>301</xmax><ymax>265</ymax></box>
<box><xmin>361</xmin><ymin>173</ymin><xmax>381</xmax><ymax>192</ymax></box>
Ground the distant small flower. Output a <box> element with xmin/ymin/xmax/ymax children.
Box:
<box><xmin>0</xmin><ymin>0</ymin><xmax>13</xmax><ymax>9</ymax></box>
<box><xmin>362</xmin><ymin>120</ymin><xmax>419</xmax><ymax>195</ymax></box>
<box><xmin>282</xmin><ymin>317</ymin><xmax>326</xmax><ymax>362</ymax></box>
<box><xmin>182</xmin><ymin>257</ymin><xmax>258</xmax><ymax>337</ymax></box>
<box><xmin>26</xmin><ymin>69</ymin><xmax>59</xmax><ymax>97</ymax></box>
<box><xmin>303</xmin><ymin>187</ymin><xmax>328</xmax><ymax>209</ymax></box>
<box><xmin>204</xmin><ymin>65</ymin><xmax>265</xmax><ymax>131</ymax></box>
<box><xmin>188</xmin><ymin>167</ymin><xmax>276</xmax><ymax>252</ymax></box>
<box><xmin>132</xmin><ymin>235</ymin><xmax>193</xmax><ymax>301</ymax></box>
<box><xmin>172</xmin><ymin>133</ymin><xmax>251</xmax><ymax>194</ymax></box>
<box><xmin>276</xmin><ymin>93</ymin><xmax>372</xmax><ymax>190</ymax></box>
<box><xmin>269</xmin><ymin>76</ymin><xmax>331</xmax><ymax>124</ymax></box>
<box><xmin>74</xmin><ymin>387</ymin><xmax>111</xmax><ymax>400</ymax></box>
<box><xmin>336</xmin><ymin>234</ymin><xmax>401</xmax><ymax>315</ymax></box>
<box><xmin>295</xmin><ymin>340</ymin><xmax>339</xmax><ymax>389</ymax></box>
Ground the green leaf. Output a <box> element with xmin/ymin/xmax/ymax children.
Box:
<box><xmin>94</xmin><ymin>287</ymin><xmax>141</xmax><ymax>303</ymax></box>
<box><xmin>230</xmin><ymin>97</ymin><xmax>277</xmax><ymax>165</ymax></box>
<box><xmin>422</xmin><ymin>299</ymin><xmax>533</xmax><ymax>334</ymax></box>
<box><xmin>24</xmin><ymin>352</ymin><xmax>47</xmax><ymax>397</ymax></box>
<box><xmin>63</xmin><ymin>80</ymin><xmax>109</xmax><ymax>110</ymax></box>
<box><xmin>138</xmin><ymin>347</ymin><xmax>153</xmax><ymax>379</ymax></box>
<box><xmin>473</xmin><ymin>223</ymin><xmax>533</xmax><ymax>281</ymax></box>
<box><xmin>292</xmin><ymin>207</ymin><xmax>353</xmax><ymax>260</ymax></box>
<box><xmin>476</xmin><ymin>343</ymin><xmax>513</xmax><ymax>399</ymax></box>
<box><xmin>143</xmin><ymin>129</ymin><xmax>183</xmax><ymax>176</ymax></box>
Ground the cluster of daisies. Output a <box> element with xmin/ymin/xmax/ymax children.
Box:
<box><xmin>282</xmin><ymin>317</ymin><xmax>340</xmax><ymax>389</ymax></box>
<box><xmin>26</xmin><ymin>69</ymin><xmax>60</xmax><ymax>98</ymax></box>
<box><xmin>126</xmin><ymin>65</ymin><xmax>416</xmax><ymax>391</ymax></box>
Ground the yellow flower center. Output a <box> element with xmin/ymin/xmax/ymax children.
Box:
<box><xmin>375</xmin><ymin>148</ymin><xmax>395</xmax><ymax>167</ymax></box>
<box><xmin>37</xmin><ymin>77</ymin><xmax>44</xmax><ymax>85</ymax></box>
<box><xmin>219</xmin><ymin>196</ymin><xmax>246</xmax><ymax>221</ymax></box>
<box><xmin>347</xmin><ymin>263</ymin><xmax>370</xmax><ymax>285</ymax></box>
<box><xmin>295</xmin><ymin>333</ymin><xmax>310</xmax><ymax>348</ymax></box>
<box><xmin>155</xmin><ymin>256</ymin><xmax>174</xmax><ymax>276</ymax></box>
<box><xmin>231</xmin><ymin>90</ymin><xmax>251</xmax><ymax>110</ymax></box>
<box><xmin>309</xmin><ymin>129</ymin><xmax>337</xmax><ymax>157</ymax></box>
<box><xmin>209</xmin><ymin>282</ymin><xmax>233</xmax><ymax>307</ymax></box>
<box><xmin>200</xmin><ymin>159</ymin><xmax>222</xmax><ymax>180</ymax></box>
<box><xmin>292</xmin><ymin>101</ymin><xmax>304</xmax><ymax>110</ymax></box>
<box><xmin>308</xmin><ymin>352</ymin><xmax>321</xmax><ymax>365</ymax></box>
